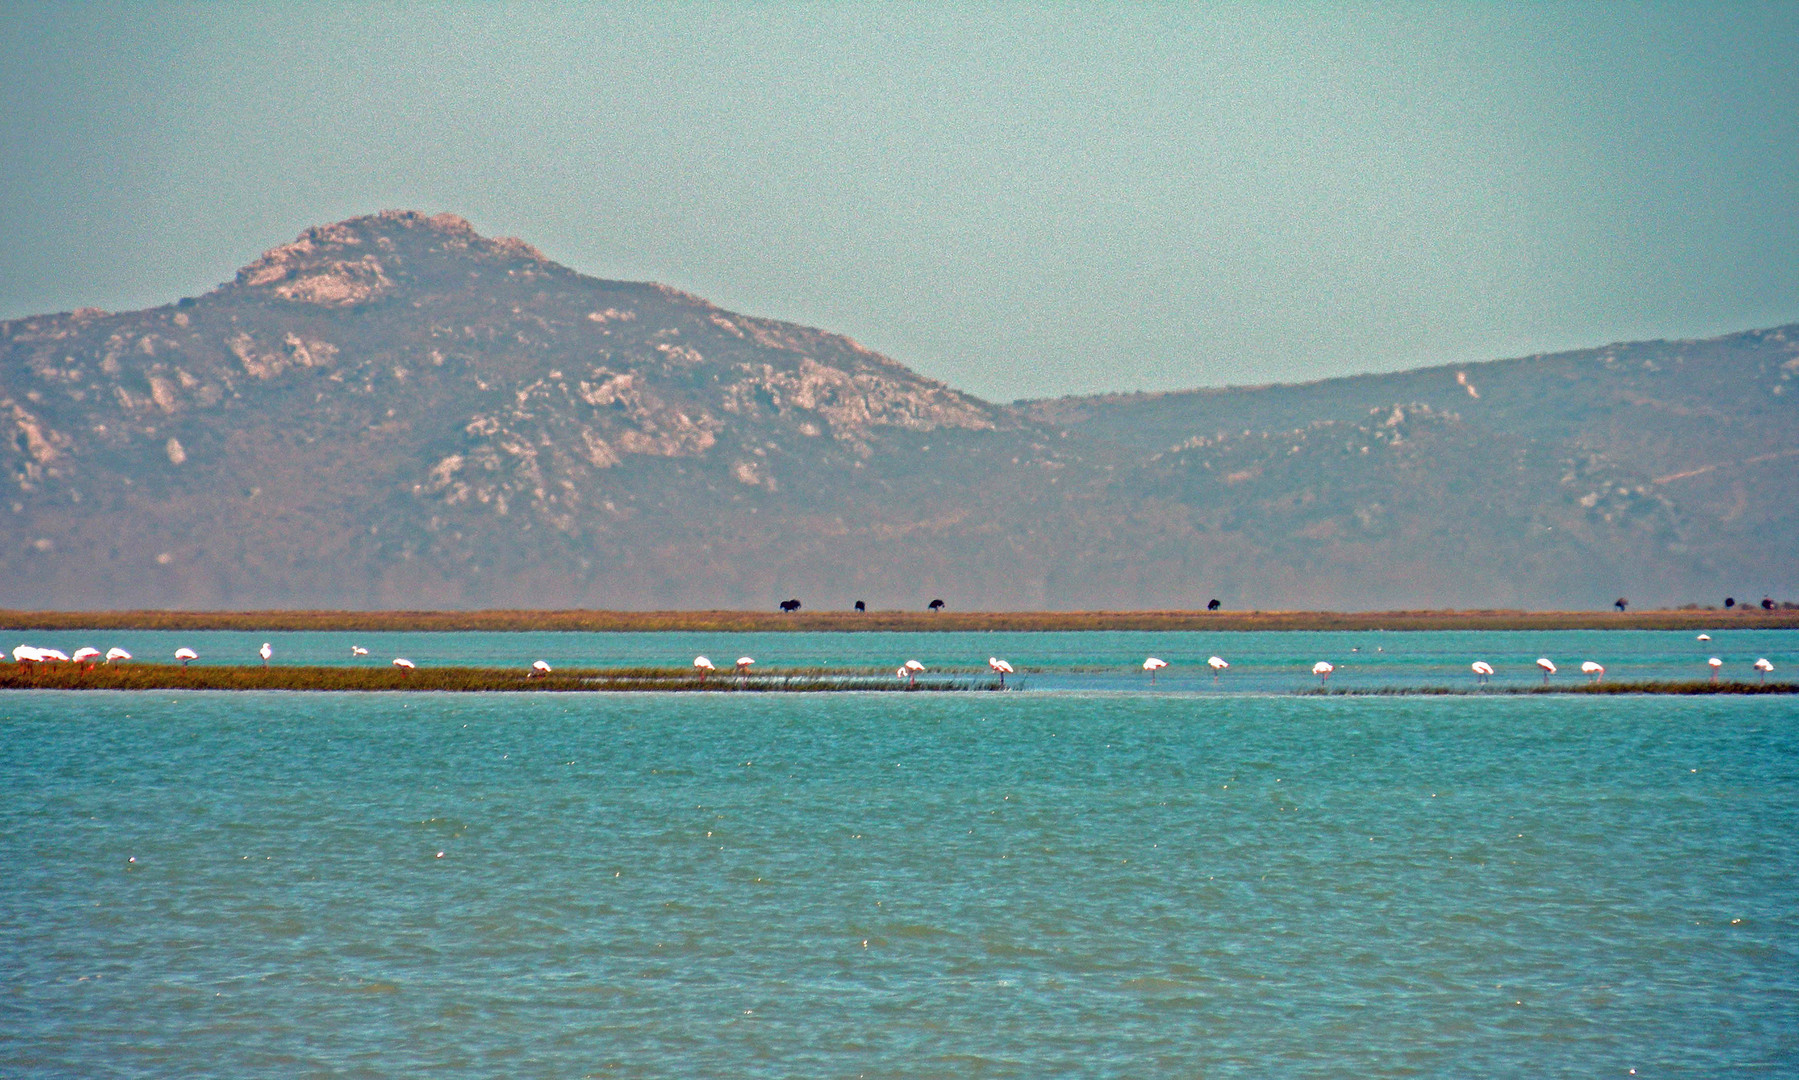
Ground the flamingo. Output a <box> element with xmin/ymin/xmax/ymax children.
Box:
<box><xmin>1708</xmin><ymin>657</ymin><xmax>1723</xmax><ymax>682</ymax></box>
<box><xmin>392</xmin><ymin>657</ymin><xmax>415</xmax><ymax>674</ymax></box>
<box><xmin>1206</xmin><ymin>656</ymin><xmax>1229</xmax><ymax>682</ymax></box>
<box><xmin>12</xmin><ymin>644</ymin><xmax>42</xmax><ymax>667</ymax></box>
<box><xmin>39</xmin><ymin>648</ymin><xmax>70</xmax><ymax>663</ymax></box>
<box><xmin>259</xmin><ymin>642</ymin><xmax>272</xmax><ymax>667</ymax></box>
<box><xmin>1696</xmin><ymin>634</ymin><xmax>1711</xmax><ymax>642</ymax></box>
<box><xmin>105</xmin><ymin>647</ymin><xmax>131</xmax><ymax>664</ymax></box>
<box><xmin>1143</xmin><ymin>657</ymin><xmax>1168</xmax><ymax>684</ymax></box>
<box><xmin>1471</xmin><ymin>661</ymin><xmax>1494</xmax><ymax>684</ymax></box>
<box><xmin>531</xmin><ymin>660</ymin><xmax>552</xmax><ymax>677</ymax></box>
<box><xmin>1535</xmin><ymin>658</ymin><xmax>1556</xmax><ymax>684</ymax></box>
<box><xmin>1754</xmin><ymin>658</ymin><xmax>1774</xmax><ymax>684</ymax></box>
<box><xmin>988</xmin><ymin>657</ymin><xmax>1014</xmax><ymax>687</ymax></box>
<box><xmin>1313</xmin><ymin>660</ymin><xmax>1334</xmax><ymax>685</ymax></box>
<box><xmin>1581</xmin><ymin>661</ymin><xmax>1604</xmax><ymax>684</ymax></box>
<box><xmin>903</xmin><ymin>659</ymin><xmax>925</xmax><ymax>687</ymax></box>
<box><xmin>351</xmin><ymin>645</ymin><xmax>369</xmax><ymax>657</ymax></box>
<box><xmin>736</xmin><ymin>656</ymin><xmax>755</xmax><ymax>674</ymax></box>
<box><xmin>175</xmin><ymin>648</ymin><xmax>198</xmax><ymax>667</ymax></box>
<box><xmin>693</xmin><ymin>656</ymin><xmax>715</xmax><ymax>683</ymax></box>
<box><xmin>72</xmin><ymin>647</ymin><xmax>101</xmax><ymax>669</ymax></box>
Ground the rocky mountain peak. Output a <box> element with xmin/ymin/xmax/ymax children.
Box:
<box><xmin>230</xmin><ymin>210</ymin><xmax>552</xmax><ymax>307</ymax></box>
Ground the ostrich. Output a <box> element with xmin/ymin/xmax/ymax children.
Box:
<box><xmin>1614</xmin><ymin>598</ymin><xmax>1628</xmax><ymax>613</ymax></box>
<box><xmin>693</xmin><ymin>656</ymin><xmax>715</xmax><ymax>683</ymax></box>
<box><xmin>1207</xmin><ymin>599</ymin><xmax>1221</xmax><ymax>611</ymax></box>
<box><xmin>1725</xmin><ymin>597</ymin><xmax>1736</xmax><ymax>609</ymax></box>
<box><xmin>928</xmin><ymin>599</ymin><xmax>945</xmax><ymax>611</ymax></box>
<box><xmin>259</xmin><ymin>642</ymin><xmax>272</xmax><ymax>667</ymax></box>
<box><xmin>1142</xmin><ymin>657</ymin><xmax>1168</xmax><ymax>684</ymax></box>
<box><xmin>175</xmin><ymin>648</ymin><xmax>198</xmax><ymax>668</ymax></box>
<box><xmin>779</xmin><ymin>599</ymin><xmax>802</xmax><ymax>612</ymax></box>
<box><xmin>854</xmin><ymin>601</ymin><xmax>866</xmax><ymax>612</ymax></box>
<box><xmin>1763</xmin><ymin>597</ymin><xmax>1776</xmax><ymax>611</ymax></box>
<box><xmin>1207</xmin><ymin>656</ymin><xmax>1229</xmax><ymax>682</ymax></box>
<box><xmin>1535</xmin><ymin>658</ymin><xmax>1556</xmax><ymax>684</ymax></box>
<box><xmin>1754</xmin><ymin>658</ymin><xmax>1774</xmax><ymax>684</ymax></box>
<box><xmin>1313</xmin><ymin>661</ymin><xmax>1334</xmax><ymax>685</ymax></box>
<box><xmin>531</xmin><ymin>660</ymin><xmax>552</xmax><ymax>677</ymax></box>
<box><xmin>1471</xmin><ymin>661</ymin><xmax>1494</xmax><ymax>685</ymax></box>
<box><xmin>1708</xmin><ymin>657</ymin><xmax>1723</xmax><ymax>682</ymax></box>
<box><xmin>105</xmin><ymin>647</ymin><xmax>131</xmax><ymax>664</ymax></box>
<box><xmin>988</xmin><ymin>657</ymin><xmax>1014</xmax><ymax>687</ymax></box>
<box><xmin>1581</xmin><ymin>661</ymin><xmax>1604</xmax><ymax>684</ymax></box>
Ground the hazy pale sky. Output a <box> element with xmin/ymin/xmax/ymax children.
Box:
<box><xmin>3</xmin><ymin>3</ymin><xmax>1795</xmax><ymax>400</ymax></box>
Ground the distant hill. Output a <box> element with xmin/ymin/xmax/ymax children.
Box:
<box><xmin>2</xmin><ymin>211</ymin><xmax>1793</xmax><ymax>610</ymax></box>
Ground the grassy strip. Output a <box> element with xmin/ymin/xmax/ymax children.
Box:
<box><xmin>1301</xmin><ymin>680</ymin><xmax>1798</xmax><ymax>696</ymax></box>
<box><xmin>1</xmin><ymin>609</ymin><xmax>1796</xmax><ymax>633</ymax></box>
<box><xmin>0</xmin><ymin>664</ymin><xmax>991</xmax><ymax>693</ymax></box>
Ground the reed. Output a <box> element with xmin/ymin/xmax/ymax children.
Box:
<box><xmin>2</xmin><ymin>608</ymin><xmax>1795</xmax><ymax>633</ymax></box>
<box><xmin>0</xmin><ymin>664</ymin><xmax>993</xmax><ymax>693</ymax></box>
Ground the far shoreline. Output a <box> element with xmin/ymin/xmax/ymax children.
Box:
<box><xmin>2</xmin><ymin>608</ymin><xmax>1796</xmax><ymax>633</ymax></box>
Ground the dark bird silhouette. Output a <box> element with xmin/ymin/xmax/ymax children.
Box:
<box><xmin>1725</xmin><ymin>597</ymin><xmax>1736</xmax><ymax>609</ymax></box>
<box><xmin>1207</xmin><ymin>599</ymin><xmax>1221</xmax><ymax>611</ymax></box>
<box><xmin>1763</xmin><ymin>597</ymin><xmax>1776</xmax><ymax>611</ymax></box>
<box><xmin>854</xmin><ymin>600</ymin><xmax>866</xmax><ymax>612</ymax></box>
<box><xmin>928</xmin><ymin>599</ymin><xmax>945</xmax><ymax>611</ymax></box>
<box><xmin>779</xmin><ymin>598</ymin><xmax>802</xmax><ymax>612</ymax></box>
<box><xmin>1614</xmin><ymin>598</ymin><xmax>1628</xmax><ymax>612</ymax></box>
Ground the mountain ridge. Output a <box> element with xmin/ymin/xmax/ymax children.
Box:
<box><xmin>3</xmin><ymin>211</ymin><xmax>1793</xmax><ymax>610</ymax></box>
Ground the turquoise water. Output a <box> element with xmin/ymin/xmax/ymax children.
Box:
<box><xmin>14</xmin><ymin>628</ymin><xmax>1796</xmax><ymax>691</ymax></box>
<box><xmin>4</xmin><ymin>667</ymin><xmax>1797</xmax><ymax>1076</ymax></box>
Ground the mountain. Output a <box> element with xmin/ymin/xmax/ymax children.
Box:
<box><xmin>2</xmin><ymin>211</ymin><xmax>1793</xmax><ymax>610</ymax></box>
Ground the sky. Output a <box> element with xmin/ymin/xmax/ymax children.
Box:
<box><xmin>2</xmin><ymin>3</ymin><xmax>1796</xmax><ymax>402</ymax></box>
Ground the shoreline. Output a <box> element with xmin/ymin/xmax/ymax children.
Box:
<box><xmin>0</xmin><ymin>665</ymin><xmax>1790</xmax><ymax>694</ymax></box>
<box><xmin>2</xmin><ymin>608</ymin><xmax>1795</xmax><ymax>633</ymax></box>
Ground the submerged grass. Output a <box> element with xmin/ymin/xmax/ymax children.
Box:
<box><xmin>1302</xmin><ymin>680</ymin><xmax>1799</xmax><ymax>696</ymax></box>
<box><xmin>3</xmin><ymin>608</ymin><xmax>1796</xmax><ymax>633</ymax></box>
<box><xmin>0</xmin><ymin>664</ymin><xmax>993</xmax><ymax>693</ymax></box>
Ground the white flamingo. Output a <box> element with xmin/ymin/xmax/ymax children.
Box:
<box><xmin>12</xmin><ymin>644</ymin><xmax>42</xmax><ymax>666</ymax></box>
<box><xmin>259</xmin><ymin>642</ymin><xmax>272</xmax><ymax>667</ymax></box>
<box><xmin>988</xmin><ymin>657</ymin><xmax>1014</xmax><ymax>687</ymax></box>
<box><xmin>1707</xmin><ymin>657</ymin><xmax>1723</xmax><ymax>682</ymax></box>
<box><xmin>1754</xmin><ymin>658</ymin><xmax>1774</xmax><ymax>684</ymax></box>
<box><xmin>1581</xmin><ymin>661</ymin><xmax>1604</xmax><ymax>684</ymax></box>
<box><xmin>903</xmin><ymin>659</ymin><xmax>925</xmax><ymax>688</ymax></box>
<box><xmin>392</xmin><ymin>657</ymin><xmax>415</xmax><ymax>673</ymax></box>
<box><xmin>39</xmin><ymin>648</ymin><xmax>70</xmax><ymax>663</ymax></box>
<box><xmin>175</xmin><ymin>647</ymin><xmax>198</xmax><ymax>667</ymax></box>
<box><xmin>351</xmin><ymin>645</ymin><xmax>369</xmax><ymax>657</ymax></box>
<box><xmin>1535</xmin><ymin>658</ymin><xmax>1556</xmax><ymax>684</ymax></box>
<box><xmin>105</xmin><ymin>647</ymin><xmax>131</xmax><ymax>664</ymax></box>
<box><xmin>72</xmin><ymin>647</ymin><xmax>101</xmax><ymax>669</ymax></box>
<box><xmin>1313</xmin><ymin>660</ymin><xmax>1334</xmax><ymax>685</ymax></box>
<box><xmin>1471</xmin><ymin>661</ymin><xmax>1494</xmax><ymax>684</ymax></box>
<box><xmin>1143</xmin><ymin>657</ymin><xmax>1168</xmax><ymax>684</ymax></box>
<box><xmin>693</xmin><ymin>656</ymin><xmax>715</xmax><ymax>683</ymax></box>
<box><xmin>1696</xmin><ymin>634</ymin><xmax>1711</xmax><ymax>642</ymax></box>
<box><xmin>736</xmin><ymin>656</ymin><xmax>755</xmax><ymax>680</ymax></box>
<box><xmin>1207</xmin><ymin>656</ymin><xmax>1229</xmax><ymax>682</ymax></box>
<box><xmin>531</xmin><ymin>660</ymin><xmax>552</xmax><ymax>677</ymax></box>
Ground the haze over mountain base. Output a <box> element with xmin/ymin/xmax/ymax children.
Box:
<box><xmin>3</xmin><ymin>212</ymin><xmax>1793</xmax><ymax>611</ymax></box>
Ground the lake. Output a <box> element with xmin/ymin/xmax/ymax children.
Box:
<box><xmin>3</xmin><ymin>632</ymin><xmax>1796</xmax><ymax>1076</ymax></box>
